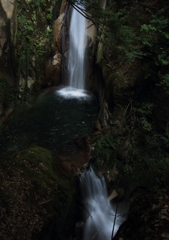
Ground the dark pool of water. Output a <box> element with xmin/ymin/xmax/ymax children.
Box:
<box><xmin>0</xmin><ymin>86</ymin><xmax>99</xmax><ymax>156</ymax></box>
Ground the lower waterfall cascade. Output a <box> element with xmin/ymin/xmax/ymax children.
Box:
<box><xmin>79</xmin><ymin>168</ymin><xmax>128</xmax><ymax>240</ymax></box>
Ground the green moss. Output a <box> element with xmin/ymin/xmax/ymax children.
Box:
<box><xmin>12</xmin><ymin>145</ymin><xmax>74</xmax><ymax>201</ymax></box>
<box><xmin>0</xmin><ymin>145</ymin><xmax>75</xmax><ymax>239</ymax></box>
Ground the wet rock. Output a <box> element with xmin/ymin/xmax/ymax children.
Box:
<box><xmin>56</xmin><ymin>136</ymin><xmax>92</xmax><ymax>177</ymax></box>
<box><xmin>86</xmin><ymin>19</ymin><xmax>97</xmax><ymax>47</ymax></box>
<box><xmin>0</xmin><ymin>0</ymin><xmax>16</xmax><ymax>60</ymax></box>
<box><xmin>1</xmin><ymin>0</ymin><xmax>15</xmax><ymax>19</ymax></box>
<box><xmin>108</xmin><ymin>189</ymin><xmax>118</xmax><ymax>201</ymax></box>
<box><xmin>114</xmin><ymin>193</ymin><xmax>169</xmax><ymax>240</ymax></box>
<box><xmin>53</xmin><ymin>13</ymin><xmax>65</xmax><ymax>52</ymax></box>
<box><xmin>98</xmin><ymin>101</ymin><xmax>110</xmax><ymax>128</ymax></box>
<box><xmin>41</xmin><ymin>52</ymin><xmax>62</xmax><ymax>87</ymax></box>
<box><xmin>52</xmin><ymin>52</ymin><xmax>62</xmax><ymax>66</ymax></box>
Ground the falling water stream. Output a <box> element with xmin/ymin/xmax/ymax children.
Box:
<box><xmin>68</xmin><ymin>3</ymin><xmax>86</xmax><ymax>89</ymax></box>
<box><xmin>59</xmin><ymin>1</ymin><xmax>87</xmax><ymax>97</ymax></box>
<box><xmin>64</xmin><ymin>3</ymin><xmax>129</xmax><ymax>239</ymax></box>
<box><xmin>80</xmin><ymin>168</ymin><xmax>129</xmax><ymax>239</ymax></box>
<box><xmin>80</xmin><ymin>168</ymin><xmax>117</xmax><ymax>239</ymax></box>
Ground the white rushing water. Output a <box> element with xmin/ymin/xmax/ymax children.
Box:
<box><xmin>67</xmin><ymin>2</ymin><xmax>87</xmax><ymax>89</ymax></box>
<box><xmin>56</xmin><ymin>86</ymin><xmax>90</xmax><ymax>99</ymax></box>
<box><xmin>80</xmin><ymin>168</ymin><xmax>127</xmax><ymax>240</ymax></box>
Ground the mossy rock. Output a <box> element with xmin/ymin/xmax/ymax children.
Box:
<box><xmin>0</xmin><ymin>145</ymin><xmax>75</xmax><ymax>240</ymax></box>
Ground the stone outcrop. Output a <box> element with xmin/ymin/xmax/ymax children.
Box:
<box><xmin>53</xmin><ymin>0</ymin><xmax>67</xmax><ymax>53</ymax></box>
<box><xmin>0</xmin><ymin>0</ymin><xmax>17</xmax><ymax>71</ymax></box>
<box><xmin>1</xmin><ymin>0</ymin><xmax>15</xmax><ymax>19</ymax></box>
<box><xmin>53</xmin><ymin>13</ymin><xmax>65</xmax><ymax>53</ymax></box>
<box><xmin>0</xmin><ymin>0</ymin><xmax>17</xmax><ymax>117</ymax></box>
<box><xmin>86</xmin><ymin>18</ymin><xmax>98</xmax><ymax>91</ymax></box>
<box><xmin>86</xmin><ymin>20</ymin><xmax>96</xmax><ymax>46</ymax></box>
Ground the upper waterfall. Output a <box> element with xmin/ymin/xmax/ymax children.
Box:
<box><xmin>67</xmin><ymin>3</ymin><xmax>87</xmax><ymax>89</ymax></box>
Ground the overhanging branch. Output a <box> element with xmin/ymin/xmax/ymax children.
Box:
<box><xmin>66</xmin><ymin>0</ymin><xmax>96</xmax><ymax>25</ymax></box>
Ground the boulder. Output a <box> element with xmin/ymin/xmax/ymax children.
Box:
<box><xmin>0</xmin><ymin>145</ymin><xmax>75</xmax><ymax>240</ymax></box>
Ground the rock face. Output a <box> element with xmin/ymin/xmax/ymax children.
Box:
<box><xmin>0</xmin><ymin>0</ymin><xmax>17</xmax><ymax>116</ymax></box>
<box><xmin>0</xmin><ymin>0</ymin><xmax>16</xmax><ymax>60</ymax></box>
<box><xmin>1</xmin><ymin>0</ymin><xmax>15</xmax><ymax>19</ymax></box>
<box><xmin>86</xmin><ymin>18</ymin><xmax>98</xmax><ymax>91</ymax></box>
<box><xmin>53</xmin><ymin>13</ymin><xmax>65</xmax><ymax>53</ymax></box>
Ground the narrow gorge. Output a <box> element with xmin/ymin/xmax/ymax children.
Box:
<box><xmin>0</xmin><ymin>0</ymin><xmax>169</xmax><ymax>240</ymax></box>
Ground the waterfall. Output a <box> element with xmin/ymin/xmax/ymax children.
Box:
<box><xmin>59</xmin><ymin>1</ymin><xmax>87</xmax><ymax>98</ymax></box>
<box><xmin>80</xmin><ymin>168</ymin><xmax>125</xmax><ymax>240</ymax></box>
<box><xmin>58</xmin><ymin>3</ymin><xmax>129</xmax><ymax>239</ymax></box>
<box><xmin>68</xmin><ymin>3</ymin><xmax>87</xmax><ymax>89</ymax></box>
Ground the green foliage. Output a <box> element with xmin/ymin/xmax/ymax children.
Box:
<box><xmin>16</xmin><ymin>0</ymin><xmax>54</xmax><ymax>100</ymax></box>
<box><xmin>100</xmin><ymin>9</ymin><xmax>139</xmax><ymax>62</ymax></box>
<box><xmin>72</xmin><ymin>0</ymin><xmax>140</xmax><ymax>62</ymax></box>
<box><xmin>30</xmin><ymin>0</ymin><xmax>47</xmax><ymax>10</ymax></box>
<box><xmin>88</xmin><ymin>1</ymin><xmax>169</xmax><ymax>197</ymax></box>
<box><xmin>94</xmin><ymin>134</ymin><xmax>115</xmax><ymax>162</ymax></box>
<box><xmin>140</xmin><ymin>8</ymin><xmax>169</xmax><ymax>66</ymax></box>
<box><xmin>18</xmin><ymin>16</ymin><xmax>34</xmax><ymax>36</ymax></box>
<box><xmin>44</xmin><ymin>28</ymin><xmax>53</xmax><ymax>38</ymax></box>
<box><xmin>156</xmin><ymin>74</ymin><xmax>169</xmax><ymax>94</ymax></box>
<box><xmin>135</xmin><ymin>103</ymin><xmax>155</xmax><ymax>132</ymax></box>
<box><xmin>93</xmin><ymin>133</ymin><xmax>122</xmax><ymax>170</ymax></box>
